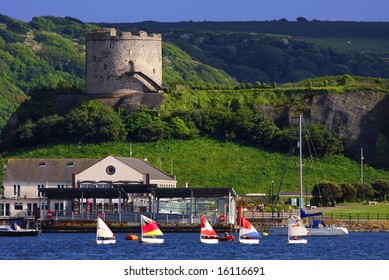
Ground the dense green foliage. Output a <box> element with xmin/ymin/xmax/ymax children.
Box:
<box><xmin>3</xmin><ymin>80</ymin><xmax>352</xmax><ymax>158</ymax></box>
<box><xmin>101</xmin><ymin>21</ymin><xmax>389</xmax><ymax>84</ymax></box>
<box><xmin>162</xmin><ymin>41</ymin><xmax>238</xmax><ymax>88</ymax></box>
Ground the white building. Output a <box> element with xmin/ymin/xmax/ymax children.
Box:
<box><xmin>1</xmin><ymin>155</ymin><xmax>176</xmax><ymax>218</ymax></box>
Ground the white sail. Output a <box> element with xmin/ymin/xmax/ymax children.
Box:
<box><xmin>97</xmin><ymin>217</ymin><xmax>115</xmax><ymax>238</ymax></box>
<box><xmin>288</xmin><ymin>215</ymin><xmax>310</xmax><ymax>237</ymax></box>
<box><xmin>239</xmin><ymin>216</ymin><xmax>260</xmax><ymax>244</ymax></box>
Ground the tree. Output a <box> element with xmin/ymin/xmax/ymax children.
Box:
<box><xmin>311</xmin><ymin>181</ymin><xmax>342</xmax><ymax>206</ymax></box>
<box><xmin>34</xmin><ymin>114</ymin><xmax>66</xmax><ymax>143</ymax></box>
<box><xmin>123</xmin><ymin>109</ymin><xmax>156</xmax><ymax>141</ymax></box>
<box><xmin>304</xmin><ymin>123</ymin><xmax>344</xmax><ymax>156</ymax></box>
<box><xmin>339</xmin><ymin>183</ymin><xmax>357</xmax><ymax>202</ymax></box>
<box><xmin>296</xmin><ymin>17</ymin><xmax>308</xmax><ymax>22</ymax></box>
<box><xmin>372</xmin><ymin>179</ymin><xmax>389</xmax><ymax>201</ymax></box>
<box><xmin>352</xmin><ymin>182</ymin><xmax>375</xmax><ymax>201</ymax></box>
<box><xmin>65</xmin><ymin>101</ymin><xmax>126</xmax><ymax>142</ymax></box>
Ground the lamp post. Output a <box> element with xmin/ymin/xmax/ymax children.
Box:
<box><xmin>271</xmin><ymin>179</ymin><xmax>274</xmax><ymax>218</ymax></box>
<box><xmin>360</xmin><ymin>147</ymin><xmax>364</xmax><ymax>184</ymax></box>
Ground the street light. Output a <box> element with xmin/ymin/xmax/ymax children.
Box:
<box><xmin>271</xmin><ymin>179</ymin><xmax>274</xmax><ymax>219</ymax></box>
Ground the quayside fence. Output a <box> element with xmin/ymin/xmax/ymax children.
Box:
<box><xmin>242</xmin><ymin>210</ymin><xmax>389</xmax><ymax>221</ymax></box>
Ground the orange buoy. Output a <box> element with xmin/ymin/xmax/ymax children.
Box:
<box><xmin>125</xmin><ymin>234</ymin><xmax>139</xmax><ymax>240</ymax></box>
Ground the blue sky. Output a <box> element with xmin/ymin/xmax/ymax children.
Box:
<box><xmin>1</xmin><ymin>0</ymin><xmax>388</xmax><ymax>23</ymax></box>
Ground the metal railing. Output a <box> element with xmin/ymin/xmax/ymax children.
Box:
<box><xmin>242</xmin><ymin>211</ymin><xmax>389</xmax><ymax>221</ymax></box>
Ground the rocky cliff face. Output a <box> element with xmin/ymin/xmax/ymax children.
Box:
<box><xmin>303</xmin><ymin>91</ymin><xmax>389</xmax><ymax>167</ymax></box>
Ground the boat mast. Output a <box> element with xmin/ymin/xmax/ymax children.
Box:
<box><xmin>299</xmin><ymin>115</ymin><xmax>303</xmax><ymax>210</ymax></box>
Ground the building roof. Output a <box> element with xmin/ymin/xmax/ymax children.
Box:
<box><xmin>3</xmin><ymin>156</ymin><xmax>175</xmax><ymax>184</ymax></box>
<box><xmin>116</xmin><ymin>157</ymin><xmax>174</xmax><ymax>181</ymax></box>
<box><xmin>3</xmin><ymin>158</ymin><xmax>98</xmax><ymax>183</ymax></box>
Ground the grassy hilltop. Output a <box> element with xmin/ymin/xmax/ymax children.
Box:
<box><xmin>2</xmin><ymin>139</ymin><xmax>388</xmax><ymax>195</ymax></box>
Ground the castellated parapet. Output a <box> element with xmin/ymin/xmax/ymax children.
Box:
<box><xmin>86</xmin><ymin>28</ymin><xmax>162</xmax><ymax>95</ymax></box>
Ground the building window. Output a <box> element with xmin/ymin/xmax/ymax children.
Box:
<box><xmin>80</xmin><ymin>183</ymin><xmax>94</xmax><ymax>188</ymax></box>
<box><xmin>14</xmin><ymin>185</ymin><xmax>20</xmax><ymax>196</ymax></box>
<box><xmin>106</xmin><ymin>165</ymin><xmax>116</xmax><ymax>175</ymax></box>
<box><xmin>129</xmin><ymin>61</ymin><xmax>134</xmax><ymax>72</ymax></box>
<box><xmin>97</xmin><ymin>183</ymin><xmax>110</xmax><ymax>188</ymax></box>
<box><xmin>14</xmin><ymin>203</ymin><xmax>23</xmax><ymax>211</ymax></box>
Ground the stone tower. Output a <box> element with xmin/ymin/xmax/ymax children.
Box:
<box><xmin>86</xmin><ymin>28</ymin><xmax>162</xmax><ymax>95</ymax></box>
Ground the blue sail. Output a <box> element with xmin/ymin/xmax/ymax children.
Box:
<box><xmin>300</xmin><ymin>208</ymin><xmax>323</xmax><ymax>218</ymax></box>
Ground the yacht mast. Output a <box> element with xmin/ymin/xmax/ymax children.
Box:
<box><xmin>299</xmin><ymin>115</ymin><xmax>303</xmax><ymax>210</ymax></box>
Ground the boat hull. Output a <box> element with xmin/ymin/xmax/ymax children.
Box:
<box><xmin>218</xmin><ymin>235</ymin><xmax>234</xmax><ymax>242</ymax></box>
<box><xmin>272</xmin><ymin>225</ymin><xmax>348</xmax><ymax>236</ymax></box>
<box><xmin>308</xmin><ymin>227</ymin><xmax>348</xmax><ymax>236</ymax></box>
<box><xmin>0</xmin><ymin>230</ymin><xmax>40</xmax><ymax>237</ymax></box>
<box><xmin>200</xmin><ymin>238</ymin><xmax>219</xmax><ymax>244</ymax></box>
<box><xmin>0</xmin><ymin>226</ymin><xmax>40</xmax><ymax>237</ymax></box>
<box><xmin>96</xmin><ymin>238</ymin><xmax>116</xmax><ymax>244</ymax></box>
<box><xmin>238</xmin><ymin>238</ymin><xmax>259</xmax><ymax>244</ymax></box>
<box><xmin>141</xmin><ymin>237</ymin><xmax>164</xmax><ymax>244</ymax></box>
<box><xmin>288</xmin><ymin>238</ymin><xmax>307</xmax><ymax>244</ymax></box>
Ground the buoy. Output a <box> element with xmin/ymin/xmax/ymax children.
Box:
<box><xmin>262</xmin><ymin>232</ymin><xmax>268</xmax><ymax>236</ymax></box>
<box><xmin>125</xmin><ymin>234</ymin><xmax>139</xmax><ymax>240</ymax></box>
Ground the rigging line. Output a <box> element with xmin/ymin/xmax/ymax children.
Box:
<box><xmin>346</xmin><ymin>89</ymin><xmax>365</xmax><ymax>147</ymax></box>
<box><xmin>273</xmin><ymin>124</ymin><xmax>297</xmax><ymax>209</ymax></box>
<box><xmin>301</xmin><ymin>117</ymin><xmax>324</xmax><ymax>207</ymax></box>
<box><xmin>303</xmin><ymin>116</ymin><xmax>337</xmax><ymax>206</ymax></box>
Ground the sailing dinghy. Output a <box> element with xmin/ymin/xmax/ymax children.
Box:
<box><xmin>288</xmin><ymin>215</ymin><xmax>310</xmax><ymax>244</ymax></box>
<box><xmin>200</xmin><ymin>215</ymin><xmax>219</xmax><ymax>244</ymax></box>
<box><xmin>239</xmin><ymin>216</ymin><xmax>260</xmax><ymax>244</ymax></box>
<box><xmin>140</xmin><ymin>215</ymin><xmax>164</xmax><ymax>244</ymax></box>
<box><xmin>96</xmin><ymin>217</ymin><xmax>116</xmax><ymax>244</ymax></box>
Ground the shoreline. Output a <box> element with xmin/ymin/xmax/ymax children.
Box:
<box><xmin>40</xmin><ymin>219</ymin><xmax>389</xmax><ymax>233</ymax></box>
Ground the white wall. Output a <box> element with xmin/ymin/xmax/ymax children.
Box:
<box><xmin>75</xmin><ymin>156</ymin><xmax>144</xmax><ymax>184</ymax></box>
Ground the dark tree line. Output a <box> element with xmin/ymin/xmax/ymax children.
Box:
<box><xmin>311</xmin><ymin>180</ymin><xmax>389</xmax><ymax>206</ymax></box>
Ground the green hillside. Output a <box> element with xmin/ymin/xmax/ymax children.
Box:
<box><xmin>102</xmin><ymin>20</ymin><xmax>389</xmax><ymax>53</ymax></box>
<box><xmin>0</xmin><ymin>15</ymin><xmax>238</xmax><ymax>131</ymax></box>
<box><xmin>1</xmin><ymin>139</ymin><xmax>388</xmax><ymax>195</ymax></box>
<box><xmin>101</xmin><ymin>20</ymin><xmax>389</xmax><ymax>83</ymax></box>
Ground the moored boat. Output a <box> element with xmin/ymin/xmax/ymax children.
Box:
<box><xmin>0</xmin><ymin>223</ymin><xmax>40</xmax><ymax>237</ymax></box>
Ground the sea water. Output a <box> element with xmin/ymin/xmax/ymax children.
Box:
<box><xmin>1</xmin><ymin>232</ymin><xmax>388</xmax><ymax>260</ymax></box>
